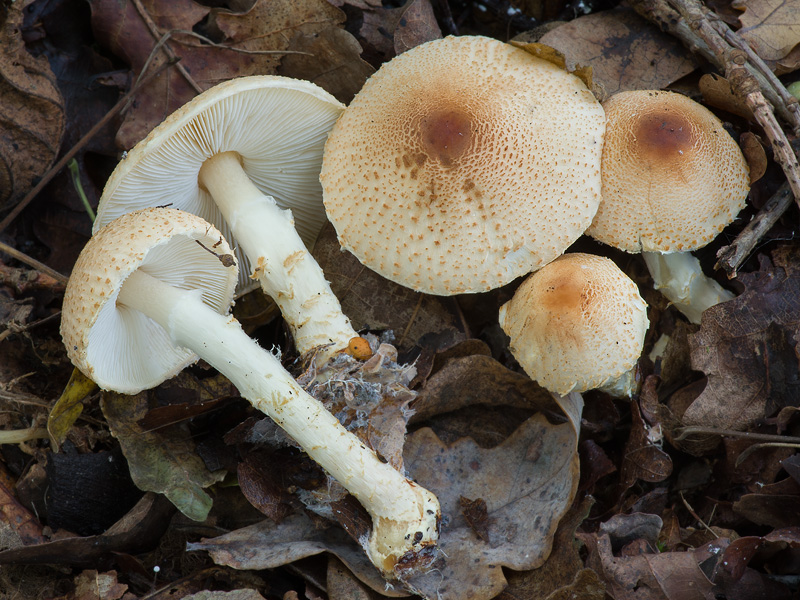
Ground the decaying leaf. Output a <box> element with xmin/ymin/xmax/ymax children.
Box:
<box><xmin>583</xmin><ymin>532</ymin><xmax>719</xmax><ymax>600</ymax></box>
<box><xmin>536</xmin><ymin>7</ymin><xmax>695</xmax><ymax>97</ymax></box>
<box><xmin>314</xmin><ymin>223</ymin><xmax>463</xmax><ymax>352</ymax></box>
<box><xmin>0</xmin><ymin>0</ymin><xmax>65</xmax><ymax>212</ymax></box>
<box><xmin>737</xmin><ymin>0</ymin><xmax>800</xmax><ymax>73</ymax></box>
<box><xmin>90</xmin><ymin>0</ymin><xmax>371</xmax><ymax>149</ymax></box>
<box><xmin>401</xmin><ymin>415</ymin><xmax>579</xmax><ymax>599</ymax></box>
<box><xmin>619</xmin><ymin>401</ymin><xmax>672</xmax><ymax>495</ymax></box>
<box><xmin>47</xmin><ymin>368</ymin><xmax>97</xmax><ymax>450</ymax></box>
<box><xmin>100</xmin><ymin>376</ymin><xmax>228</xmax><ymax>522</ymax></box>
<box><xmin>359</xmin><ymin>0</ymin><xmax>442</xmax><ymax>61</ymax></box>
<box><xmin>72</xmin><ymin>569</ymin><xmax>129</xmax><ymax>600</ymax></box>
<box><xmin>684</xmin><ymin>246</ymin><xmax>800</xmax><ymax>432</ymax></box>
<box><xmin>0</xmin><ymin>493</ymin><xmax>174</xmax><ymax>568</ymax></box>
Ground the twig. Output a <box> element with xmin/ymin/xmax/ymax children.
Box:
<box><xmin>716</xmin><ymin>181</ymin><xmax>793</xmax><ymax>276</ymax></box>
<box><xmin>674</xmin><ymin>425</ymin><xmax>800</xmax><ymax>444</ymax></box>
<box><xmin>680</xmin><ymin>491</ymin><xmax>718</xmax><ymax>537</ymax></box>
<box><xmin>629</xmin><ymin>0</ymin><xmax>799</xmax><ymax>129</ymax></box>
<box><xmin>0</xmin><ymin>61</ymin><xmax>173</xmax><ymax>235</ymax></box>
<box><xmin>0</xmin><ymin>240</ymin><xmax>69</xmax><ymax>285</ymax></box>
<box><xmin>131</xmin><ymin>0</ymin><xmax>203</xmax><ymax>95</ymax></box>
<box><xmin>170</xmin><ymin>29</ymin><xmax>312</xmax><ymax>56</ymax></box>
<box><xmin>735</xmin><ymin>442</ymin><xmax>800</xmax><ymax>467</ymax></box>
<box><xmin>662</xmin><ymin>0</ymin><xmax>800</xmax><ymax>212</ymax></box>
<box><xmin>0</xmin><ymin>311</ymin><xmax>62</xmax><ymax>344</ymax></box>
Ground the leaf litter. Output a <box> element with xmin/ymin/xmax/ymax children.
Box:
<box><xmin>3</xmin><ymin>0</ymin><xmax>800</xmax><ymax>599</ymax></box>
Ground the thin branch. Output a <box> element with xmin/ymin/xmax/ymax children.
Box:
<box><xmin>716</xmin><ymin>181</ymin><xmax>793</xmax><ymax>276</ymax></box>
<box><xmin>0</xmin><ymin>240</ymin><xmax>68</xmax><ymax>285</ymax></box>
<box><xmin>674</xmin><ymin>425</ymin><xmax>800</xmax><ymax>444</ymax></box>
<box><xmin>0</xmin><ymin>61</ymin><xmax>174</xmax><ymax>235</ymax></box>
<box><xmin>131</xmin><ymin>0</ymin><xmax>203</xmax><ymax>94</ymax></box>
<box><xmin>170</xmin><ymin>29</ymin><xmax>312</xmax><ymax>56</ymax></box>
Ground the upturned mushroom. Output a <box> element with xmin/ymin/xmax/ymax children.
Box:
<box><xmin>320</xmin><ymin>35</ymin><xmax>606</xmax><ymax>295</ymax></box>
<box><xmin>586</xmin><ymin>90</ymin><xmax>750</xmax><ymax>323</ymax></box>
<box><xmin>94</xmin><ymin>76</ymin><xmax>359</xmax><ymax>359</ymax></box>
<box><xmin>499</xmin><ymin>253</ymin><xmax>649</xmax><ymax>398</ymax></box>
<box><xmin>61</xmin><ymin>208</ymin><xmax>440</xmax><ymax>579</ymax></box>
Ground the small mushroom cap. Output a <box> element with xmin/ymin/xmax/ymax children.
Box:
<box><xmin>498</xmin><ymin>253</ymin><xmax>648</xmax><ymax>395</ymax></box>
<box><xmin>587</xmin><ymin>90</ymin><xmax>750</xmax><ymax>253</ymax></box>
<box><xmin>321</xmin><ymin>35</ymin><xmax>605</xmax><ymax>295</ymax></box>
<box><xmin>95</xmin><ymin>76</ymin><xmax>344</xmax><ymax>293</ymax></box>
<box><xmin>61</xmin><ymin>208</ymin><xmax>238</xmax><ymax>394</ymax></box>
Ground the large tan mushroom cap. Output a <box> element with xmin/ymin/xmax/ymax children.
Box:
<box><xmin>587</xmin><ymin>90</ymin><xmax>750</xmax><ymax>253</ymax></box>
<box><xmin>498</xmin><ymin>253</ymin><xmax>648</xmax><ymax>396</ymax></box>
<box><xmin>61</xmin><ymin>208</ymin><xmax>238</xmax><ymax>393</ymax></box>
<box><xmin>321</xmin><ymin>35</ymin><xmax>605</xmax><ymax>295</ymax></box>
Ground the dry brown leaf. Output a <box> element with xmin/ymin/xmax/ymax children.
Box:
<box><xmin>537</xmin><ymin>7</ymin><xmax>695</xmax><ymax>96</ymax></box>
<box><xmin>0</xmin><ymin>0</ymin><xmax>65</xmax><ymax>211</ymax></box>
<box><xmin>683</xmin><ymin>245</ymin><xmax>800</xmax><ymax>431</ymax></box>
<box><xmin>190</xmin><ymin>410</ymin><xmax>579</xmax><ymax>600</ymax></box>
<box><xmin>360</xmin><ymin>0</ymin><xmax>442</xmax><ymax>60</ymax></box>
<box><xmin>90</xmin><ymin>0</ymin><xmax>371</xmax><ymax>149</ymax></box>
<box><xmin>72</xmin><ymin>570</ymin><xmax>129</xmax><ymax>600</ymax></box>
<box><xmin>584</xmin><ymin>532</ymin><xmax>718</xmax><ymax>600</ymax></box>
<box><xmin>498</xmin><ymin>497</ymin><xmax>606</xmax><ymax>600</ymax></box>
<box><xmin>737</xmin><ymin>0</ymin><xmax>800</xmax><ymax>71</ymax></box>
<box><xmin>314</xmin><ymin>223</ymin><xmax>462</xmax><ymax>351</ymax></box>
<box><xmin>698</xmin><ymin>73</ymin><xmax>753</xmax><ymax>120</ymax></box>
<box><xmin>400</xmin><ymin>414</ymin><xmax>579</xmax><ymax>599</ymax></box>
<box><xmin>619</xmin><ymin>401</ymin><xmax>672</xmax><ymax>495</ymax></box>
<box><xmin>216</xmin><ymin>0</ymin><xmax>373</xmax><ymax>104</ymax></box>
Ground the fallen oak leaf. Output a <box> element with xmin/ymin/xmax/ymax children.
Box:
<box><xmin>684</xmin><ymin>245</ymin><xmax>800</xmax><ymax>432</ymax></box>
<box><xmin>190</xmin><ymin>412</ymin><xmax>579</xmax><ymax>600</ymax></box>
<box><xmin>0</xmin><ymin>493</ymin><xmax>174</xmax><ymax>568</ymax></box>
<box><xmin>0</xmin><ymin>0</ymin><xmax>65</xmax><ymax>212</ymax></box>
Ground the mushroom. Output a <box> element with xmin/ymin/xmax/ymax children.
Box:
<box><xmin>586</xmin><ymin>90</ymin><xmax>750</xmax><ymax>324</ymax></box>
<box><xmin>320</xmin><ymin>35</ymin><xmax>606</xmax><ymax>295</ymax></box>
<box><xmin>498</xmin><ymin>253</ymin><xmax>649</xmax><ymax>398</ymax></box>
<box><xmin>61</xmin><ymin>208</ymin><xmax>440</xmax><ymax>578</ymax></box>
<box><xmin>94</xmin><ymin>76</ymin><xmax>359</xmax><ymax>359</ymax></box>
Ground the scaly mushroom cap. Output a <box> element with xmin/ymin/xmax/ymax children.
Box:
<box><xmin>61</xmin><ymin>208</ymin><xmax>238</xmax><ymax>393</ymax></box>
<box><xmin>498</xmin><ymin>253</ymin><xmax>648</xmax><ymax>395</ymax></box>
<box><xmin>321</xmin><ymin>35</ymin><xmax>605</xmax><ymax>295</ymax></box>
<box><xmin>587</xmin><ymin>90</ymin><xmax>750</xmax><ymax>253</ymax></box>
<box><xmin>95</xmin><ymin>76</ymin><xmax>344</xmax><ymax>293</ymax></box>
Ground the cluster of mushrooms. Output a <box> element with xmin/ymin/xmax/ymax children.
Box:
<box><xmin>59</xmin><ymin>35</ymin><xmax>750</xmax><ymax>580</ymax></box>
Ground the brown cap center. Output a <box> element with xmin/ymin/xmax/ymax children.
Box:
<box><xmin>635</xmin><ymin>110</ymin><xmax>694</xmax><ymax>162</ymax></box>
<box><xmin>419</xmin><ymin>108</ymin><xmax>472</xmax><ymax>167</ymax></box>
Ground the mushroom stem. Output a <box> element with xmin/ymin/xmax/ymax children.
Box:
<box><xmin>198</xmin><ymin>151</ymin><xmax>357</xmax><ymax>358</ymax></box>
<box><xmin>642</xmin><ymin>251</ymin><xmax>734</xmax><ymax>324</ymax></box>
<box><xmin>117</xmin><ymin>268</ymin><xmax>440</xmax><ymax>577</ymax></box>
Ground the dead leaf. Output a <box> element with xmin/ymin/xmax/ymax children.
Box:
<box><xmin>499</xmin><ymin>497</ymin><xmax>606</xmax><ymax>600</ymax></box>
<box><xmin>0</xmin><ymin>493</ymin><xmax>174</xmax><ymax>567</ymax></box>
<box><xmin>183</xmin><ymin>591</ymin><xmax>266</xmax><ymax>600</ymax></box>
<box><xmin>47</xmin><ymin>368</ymin><xmax>98</xmax><ymax>450</ymax></box>
<box><xmin>619</xmin><ymin>401</ymin><xmax>672</xmax><ymax>495</ymax></box>
<box><xmin>684</xmin><ymin>245</ymin><xmax>800</xmax><ymax>431</ymax></box>
<box><xmin>326</xmin><ymin>556</ymin><xmax>378</xmax><ymax>600</ymax></box>
<box><xmin>101</xmin><ymin>383</ymin><xmax>227</xmax><ymax>522</ymax></box>
<box><xmin>737</xmin><ymin>0</ymin><xmax>800</xmax><ymax>71</ymax></box>
<box><xmin>72</xmin><ymin>570</ymin><xmax>129</xmax><ymax>600</ymax></box>
<box><xmin>584</xmin><ymin>532</ymin><xmax>718</xmax><ymax>600</ymax></box>
<box><xmin>359</xmin><ymin>0</ymin><xmax>441</xmax><ymax>61</ymax></box>
<box><xmin>215</xmin><ymin>0</ymin><xmax>372</xmax><ymax>104</ymax></box>
<box><xmin>537</xmin><ymin>7</ymin><xmax>695</xmax><ymax>96</ymax></box>
<box><xmin>186</xmin><ymin>513</ymin><xmax>404</xmax><ymax>597</ymax></box>
<box><xmin>0</xmin><ymin>0</ymin><xmax>65</xmax><ymax>211</ymax></box>
<box><xmin>400</xmin><ymin>414</ymin><xmax>579</xmax><ymax>599</ymax></box>
<box><xmin>698</xmin><ymin>73</ymin><xmax>753</xmax><ymax>120</ymax></box>
<box><xmin>314</xmin><ymin>223</ymin><xmax>462</xmax><ymax>352</ymax></box>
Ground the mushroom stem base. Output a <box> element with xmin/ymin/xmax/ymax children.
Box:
<box><xmin>117</xmin><ymin>269</ymin><xmax>440</xmax><ymax>578</ymax></box>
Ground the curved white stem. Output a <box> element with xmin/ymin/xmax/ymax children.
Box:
<box><xmin>199</xmin><ymin>152</ymin><xmax>356</xmax><ymax>358</ymax></box>
<box><xmin>117</xmin><ymin>269</ymin><xmax>440</xmax><ymax>577</ymax></box>
<box><xmin>643</xmin><ymin>251</ymin><xmax>735</xmax><ymax>325</ymax></box>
